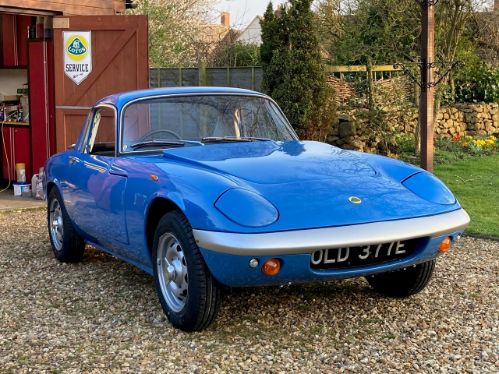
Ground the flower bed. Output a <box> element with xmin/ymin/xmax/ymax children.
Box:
<box><xmin>455</xmin><ymin>134</ymin><xmax>498</xmax><ymax>154</ymax></box>
<box><xmin>395</xmin><ymin>134</ymin><xmax>498</xmax><ymax>165</ymax></box>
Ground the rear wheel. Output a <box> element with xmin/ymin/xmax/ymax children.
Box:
<box><xmin>47</xmin><ymin>188</ymin><xmax>85</xmax><ymax>262</ymax></box>
<box><xmin>366</xmin><ymin>260</ymin><xmax>435</xmax><ymax>297</ymax></box>
<box><xmin>152</xmin><ymin>211</ymin><xmax>221</xmax><ymax>331</ymax></box>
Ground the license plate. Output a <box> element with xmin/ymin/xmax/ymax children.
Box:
<box><xmin>310</xmin><ymin>240</ymin><xmax>417</xmax><ymax>269</ymax></box>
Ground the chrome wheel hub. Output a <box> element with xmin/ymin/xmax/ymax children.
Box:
<box><xmin>156</xmin><ymin>233</ymin><xmax>188</xmax><ymax>312</ymax></box>
<box><xmin>49</xmin><ymin>198</ymin><xmax>64</xmax><ymax>251</ymax></box>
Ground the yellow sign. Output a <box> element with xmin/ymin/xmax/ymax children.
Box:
<box><xmin>63</xmin><ymin>31</ymin><xmax>92</xmax><ymax>85</ymax></box>
<box><xmin>65</xmin><ymin>34</ymin><xmax>89</xmax><ymax>61</ymax></box>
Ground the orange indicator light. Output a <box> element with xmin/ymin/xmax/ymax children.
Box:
<box><xmin>262</xmin><ymin>258</ymin><xmax>281</xmax><ymax>276</ymax></box>
<box><xmin>438</xmin><ymin>237</ymin><xmax>452</xmax><ymax>253</ymax></box>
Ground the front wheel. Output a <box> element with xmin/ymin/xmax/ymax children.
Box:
<box><xmin>152</xmin><ymin>211</ymin><xmax>221</xmax><ymax>331</ymax></box>
<box><xmin>366</xmin><ymin>260</ymin><xmax>435</xmax><ymax>297</ymax></box>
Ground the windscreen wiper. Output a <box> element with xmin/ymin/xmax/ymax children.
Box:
<box><xmin>201</xmin><ymin>136</ymin><xmax>271</xmax><ymax>143</ymax></box>
<box><xmin>130</xmin><ymin>139</ymin><xmax>202</xmax><ymax>150</ymax></box>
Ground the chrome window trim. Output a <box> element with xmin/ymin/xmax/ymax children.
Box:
<box><xmin>82</xmin><ymin>103</ymin><xmax>118</xmax><ymax>157</ymax></box>
<box><xmin>75</xmin><ymin>110</ymin><xmax>94</xmax><ymax>153</ymax></box>
<box><xmin>192</xmin><ymin>209</ymin><xmax>470</xmax><ymax>256</ymax></box>
<box><xmin>117</xmin><ymin>92</ymin><xmax>299</xmax><ymax>156</ymax></box>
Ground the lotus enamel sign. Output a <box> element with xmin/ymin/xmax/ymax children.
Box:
<box><xmin>63</xmin><ymin>32</ymin><xmax>92</xmax><ymax>85</ymax></box>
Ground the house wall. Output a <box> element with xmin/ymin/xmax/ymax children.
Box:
<box><xmin>0</xmin><ymin>69</ymin><xmax>27</xmax><ymax>96</ymax></box>
<box><xmin>237</xmin><ymin>17</ymin><xmax>262</xmax><ymax>45</ymax></box>
<box><xmin>0</xmin><ymin>0</ymin><xmax>124</xmax><ymax>15</ymax></box>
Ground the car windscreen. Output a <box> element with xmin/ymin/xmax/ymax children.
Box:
<box><xmin>121</xmin><ymin>95</ymin><xmax>297</xmax><ymax>152</ymax></box>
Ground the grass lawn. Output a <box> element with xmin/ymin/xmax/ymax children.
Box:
<box><xmin>434</xmin><ymin>153</ymin><xmax>499</xmax><ymax>238</ymax></box>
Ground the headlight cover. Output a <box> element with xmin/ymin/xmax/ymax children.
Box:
<box><xmin>215</xmin><ymin>188</ymin><xmax>279</xmax><ymax>227</ymax></box>
<box><xmin>403</xmin><ymin>172</ymin><xmax>456</xmax><ymax>205</ymax></box>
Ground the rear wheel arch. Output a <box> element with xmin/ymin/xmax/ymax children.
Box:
<box><xmin>46</xmin><ymin>181</ymin><xmax>57</xmax><ymax>196</ymax></box>
<box><xmin>47</xmin><ymin>187</ymin><xmax>85</xmax><ymax>262</ymax></box>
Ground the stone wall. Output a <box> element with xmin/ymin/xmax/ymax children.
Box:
<box><xmin>436</xmin><ymin>103</ymin><xmax>499</xmax><ymax>137</ymax></box>
<box><xmin>329</xmin><ymin>102</ymin><xmax>499</xmax><ymax>152</ymax></box>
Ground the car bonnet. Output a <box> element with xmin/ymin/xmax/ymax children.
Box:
<box><xmin>161</xmin><ymin>141</ymin><xmax>461</xmax><ymax>229</ymax></box>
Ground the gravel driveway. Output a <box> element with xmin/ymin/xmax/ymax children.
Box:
<box><xmin>0</xmin><ymin>209</ymin><xmax>497</xmax><ymax>373</ymax></box>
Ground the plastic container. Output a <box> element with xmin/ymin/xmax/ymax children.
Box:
<box><xmin>13</xmin><ymin>182</ymin><xmax>31</xmax><ymax>197</ymax></box>
<box><xmin>15</xmin><ymin>163</ymin><xmax>26</xmax><ymax>182</ymax></box>
<box><xmin>31</xmin><ymin>174</ymin><xmax>38</xmax><ymax>197</ymax></box>
<box><xmin>31</xmin><ymin>170</ymin><xmax>45</xmax><ymax>200</ymax></box>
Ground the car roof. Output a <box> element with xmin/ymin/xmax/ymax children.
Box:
<box><xmin>96</xmin><ymin>87</ymin><xmax>267</xmax><ymax>108</ymax></box>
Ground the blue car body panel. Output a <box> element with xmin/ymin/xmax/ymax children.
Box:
<box><xmin>44</xmin><ymin>87</ymin><xmax>469</xmax><ymax>286</ymax></box>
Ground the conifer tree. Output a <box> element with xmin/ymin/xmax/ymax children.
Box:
<box><xmin>260</xmin><ymin>0</ymin><xmax>336</xmax><ymax>139</ymax></box>
<box><xmin>260</xmin><ymin>2</ymin><xmax>285</xmax><ymax>94</ymax></box>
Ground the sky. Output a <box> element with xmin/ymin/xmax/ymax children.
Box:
<box><xmin>213</xmin><ymin>0</ymin><xmax>495</xmax><ymax>27</ymax></box>
<box><xmin>214</xmin><ymin>0</ymin><xmax>287</xmax><ymax>28</ymax></box>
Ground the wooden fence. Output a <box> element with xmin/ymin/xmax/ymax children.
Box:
<box><xmin>149</xmin><ymin>65</ymin><xmax>403</xmax><ymax>91</ymax></box>
<box><xmin>327</xmin><ymin>64</ymin><xmax>403</xmax><ymax>81</ymax></box>
<box><xmin>149</xmin><ymin>66</ymin><xmax>262</xmax><ymax>90</ymax></box>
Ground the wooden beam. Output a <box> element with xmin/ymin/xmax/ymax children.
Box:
<box><xmin>420</xmin><ymin>1</ymin><xmax>436</xmax><ymax>172</ymax></box>
<box><xmin>327</xmin><ymin>65</ymin><xmax>403</xmax><ymax>73</ymax></box>
<box><xmin>0</xmin><ymin>0</ymin><xmax>124</xmax><ymax>15</ymax></box>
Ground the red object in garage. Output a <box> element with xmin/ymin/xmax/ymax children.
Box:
<box><xmin>1</xmin><ymin>125</ymin><xmax>31</xmax><ymax>181</ymax></box>
<box><xmin>1</xmin><ymin>14</ymin><xmax>17</xmax><ymax>66</ymax></box>
<box><xmin>28</xmin><ymin>39</ymin><xmax>55</xmax><ymax>175</ymax></box>
<box><xmin>17</xmin><ymin>16</ymin><xmax>31</xmax><ymax>67</ymax></box>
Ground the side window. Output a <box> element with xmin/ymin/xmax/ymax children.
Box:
<box><xmin>87</xmin><ymin>106</ymin><xmax>116</xmax><ymax>156</ymax></box>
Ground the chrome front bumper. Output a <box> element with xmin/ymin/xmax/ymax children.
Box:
<box><xmin>192</xmin><ymin>209</ymin><xmax>470</xmax><ymax>256</ymax></box>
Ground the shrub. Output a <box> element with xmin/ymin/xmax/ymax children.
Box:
<box><xmin>454</xmin><ymin>63</ymin><xmax>499</xmax><ymax>103</ymax></box>
<box><xmin>260</xmin><ymin>0</ymin><xmax>336</xmax><ymax>140</ymax></box>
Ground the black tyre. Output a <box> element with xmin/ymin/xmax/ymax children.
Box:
<box><xmin>152</xmin><ymin>211</ymin><xmax>221</xmax><ymax>331</ymax></box>
<box><xmin>366</xmin><ymin>260</ymin><xmax>435</xmax><ymax>297</ymax></box>
<box><xmin>47</xmin><ymin>188</ymin><xmax>85</xmax><ymax>262</ymax></box>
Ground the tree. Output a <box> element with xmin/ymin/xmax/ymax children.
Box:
<box><xmin>467</xmin><ymin>4</ymin><xmax>499</xmax><ymax>66</ymax></box>
<box><xmin>129</xmin><ymin>0</ymin><xmax>216</xmax><ymax>67</ymax></box>
<box><xmin>435</xmin><ymin>0</ymin><xmax>492</xmax><ymax>101</ymax></box>
<box><xmin>260</xmin><ymin>2</ymin><xmax>286</xmax><ymax>94</ymax></box>
<box><xmin>319</xmin><ymin>0</ymin><xmax>492</xmax><ymax>101</ymax></box>
<box><xmin>325</xmin><ymin>0</ymin><xmax>421</xmax><ymax>65</ymax></box>
<box><xmin>260</xmin><ymin>0</ymin><xmax>336</xmax><ymax>140</ymax></box>
<box><xmin>315</xmin><ymin>0</ymin><xmax>343</xmax><ymax>56</ymax></box>
<box><xmin>210</xmin><ymin>41</ymin><xmax>261</xmax><ymax>67</ymax></box>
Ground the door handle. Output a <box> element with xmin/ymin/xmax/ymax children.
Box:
<box><xmin>69</xmin><ymin>156</ymin><xmax>79</xmax><ymax>165</ymax></box>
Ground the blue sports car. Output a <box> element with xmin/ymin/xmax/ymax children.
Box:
<box><xmin>44</xmin><ymin>87</ymin><xmax>470</xmax><ymax>331</ymax></box>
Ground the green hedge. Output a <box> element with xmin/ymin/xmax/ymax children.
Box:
<box><xmin>454</xmin><ymin>64</ymin><xmax>499</xmax><ymax>103</ymax></box>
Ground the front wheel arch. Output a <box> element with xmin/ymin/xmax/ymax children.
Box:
<box><xmin>145</xmin><ymin>197</ymin><xmax>184</xmax><ymax>254</ymax></box>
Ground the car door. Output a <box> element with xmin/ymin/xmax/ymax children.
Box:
<box><xmin>64</xmin><ymin>105</ymin><xmax>129</xmax><ymax>249</ymax></box>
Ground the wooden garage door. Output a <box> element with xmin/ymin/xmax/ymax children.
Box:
<box><xmin>53</xmin><ymin>15</ymin><xmax>148</xmax><ymax>152</ymax></box>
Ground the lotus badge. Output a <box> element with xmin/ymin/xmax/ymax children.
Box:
<box><xmin>348</xmin><ymin>196</ymin><xmax>362</xmax><ymax>204</ymax></box>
